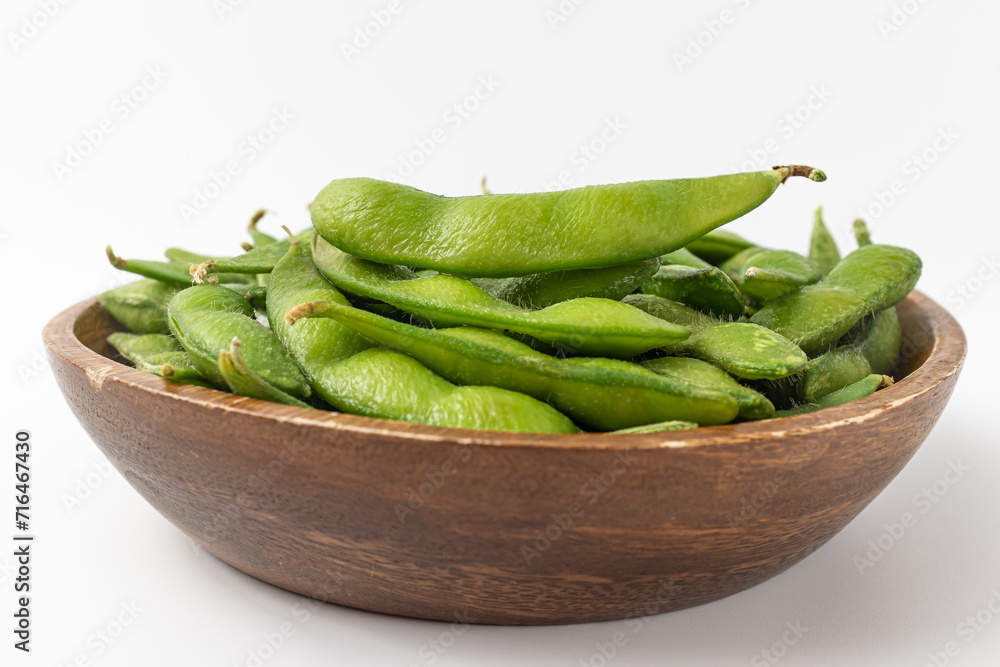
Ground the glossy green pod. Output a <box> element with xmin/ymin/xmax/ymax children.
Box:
<box><xmin>107</xmin><ymin>332</ymin><xmax>210</xmax><ymax>387</ymax></box>
<box><xmin>286</xmin><ymin>301</ymin><xmax>741</xmax><ymax>430</ymax></box>
<box><xmin>639</xmin><ymin>264</ymin><xmax>746</xmax><ymax>319</ymax></box>
<box><xmin>610</xmin><ymin>420</ymin><xmax>698</xmax><ymax>434</ymax></box>
<box><xmin>750</xmin><ymin>244</ymin><xmax>921</xmax><ymax>355</ymax></box>
<box><xmin>809</xmin><ymin>207</ymin><xmax>841</xmax><ymax>277</ymax></box>
<box><xmin>775</xmin><ymin>374</ymin><xmax>893</xmax><ymax>418</ymax></box>
<box><xmin>660</xmin><ymin>248</ymin><xmax>712</xmax><ymax>270</ymax></box>
<box><xmin>167</xmin><ymin>284</ymin><xmax>311</xmax><ymax>398</ymax></box>
<box><xmin>721</xmin><ymin>247</ymin><xmax>822</xmax><ymax>301</ymax></box>
<box><xmin>472</xmin><ymin>257</ymin><xmax>660</xmax><ymax>309</ymax></box>
<box><xmin>190</xmin><ymin>229</ymin><xmax>313</xmax><ymax>282</ymax></box>
<box><xmin>217</xmin><ymin>338</ymin><xmax>312</xmax><ymax>408</ymax></box>
<box><xmin>98</xmin><ymin>279</ymin><xmax>179</xmax><ymax>334</ymax></box>
<box><xmin>312</xmin><ymin>237</ymin><xmax>689</xmax><ymax>358</ymax></box>
<box><xmin>311</xmin><ymin>166</ymin><xmax>825</xmax><ymax>277</ymax></box>
<box><xmin>643</xmin><ymin>356</ymin><xmax>774</xmax><ymax>420</ymax></box>
<box><xmin>684</xmin><ymin>229</ymin><xmax>755</xmax><ymax>265</ymax></box>
<box><xmin>267</xmin><ymin>241</ymin><xmax>580</xmax><ymax>433</ymax></box>
<box><xmin>623</xmin><ymin>294</ymin><xmax>808</xmax><ymax>380</ymax></box>
<box><xmin>798</xmin><ymin>307</ymin><xmax>902</xmax><ymax>402</ymax></box>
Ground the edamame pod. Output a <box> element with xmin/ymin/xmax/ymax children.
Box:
<box><xmin>286</xmin><ymin>300</ymin><xmax>740</xmax><ymax>430</ymax></box>
<box><xmin>218</xmin><ymin>338</ymin><xmax>312</xmax><ymax>408</ymax></box>
<box><xmin>108</xmin><ymin>247</ymin><xmax>253</xmax><ymax>286</ymax></box>
<box><xmin>471</xmin><ymin>257</ymin><xmax>660</xmax><ymax>309</ymax></box>
<box><xmin>798</xmin><ymin>307</ymin><xmax>902</xmax><ymax>402</ymax></box>
<box><xmin>750</xmin><ymin>244</ymin><xmax>921</xmax><ymax>354</ymax></box>
<box><xmin>190</xmin><ymin>229</ymin><xmax>313</xmax><ymax>282</ymax></box>
<box><xmin>775</xmin><ymin>374</ymin><xmax>893</xmax><ymax>418</ymax></box>
<box><xmin>98</xmin><ymin>279</ymin><xmax>179</xmax><ymax>334</ymax></box>
<box><xmin>168</xmin><ymin>284</ymin><xmax>311</xmax><ymax>398</ymax></box>
<box><xmin>311</xmin><ymin>166</ymin><xmax>825</xmax><ymax>277</ymax></box>
<box><xmin>643</xmin><ymin>356</ymin><xmax>775</xmax><ymax>420</ymax></box>
<box><xmin>107</xmin><ymin>332</ymin><xmax>210</xmax><ymax>387</ymax></box>
<box><xmin>639</xmin><ymin>264</ymin><xmax>746</xmax><ymax>319</ymax></box>
<box><xmin>312</xmin><ymin>237</ymin><xmax>689</xmax><ymax>358</ymax></box>
<box><xmin>853</xmin><ymin>219</ymin><xmax>872</xmax><ymax>247</ymax></box>
<box><xmin>623</xmin><ymin>294</ymin><xmax>808</xmax><ymax>380</ymax></box>
<box><xmin>809</xmin><ymin>207</ymin><xmax>841</xmax><ymax>276</ymax></box>
<box><xmin>267</xmin><ymin>240</ymin><xmax>579</xmax><ymax>433</ymax></box>
<box><xmin>164</xmin><ymin>248</ymin><xmax>214</xmax><ymax>266</ymax></box>
<box><xmin>610</xmin><ymin>420</ymin><xmax>697</xmax><ymax>434</ymax></box>
<box><xmin>684</xmin><ymin>229</ymin><xmax>754</xmax><ymax>265</ymax></box>
<box><xmin>721</xmin><ymin>247</ymin><xmax>822</xmax><ymax>301</ymax></box>
<box><xmin>661</xmin><ymin>248</ymin><xmax>712</xmax><ymax>270</ymax></box>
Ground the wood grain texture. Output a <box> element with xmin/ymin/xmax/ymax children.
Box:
<box><xmin>43</xmin><ymin>292</ymin><xmax>966</xmax><ymax>625</ymax></box>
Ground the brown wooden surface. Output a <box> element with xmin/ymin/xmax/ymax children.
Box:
<box><xmin>42</xmin><ymin>291</ymin><xmax>966</xmax><ymax>625</ymax></box>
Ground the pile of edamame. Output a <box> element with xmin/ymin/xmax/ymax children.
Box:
<box><xmin>100</xmin><ymin>165</ymin><xmax>921</xmax><ymax>434</ymax></box>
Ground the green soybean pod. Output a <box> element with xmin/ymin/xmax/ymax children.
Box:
<box><xmin>810</xmin><ymin>207</ymin><xmax>841</xmax><ymax>277</ymax></box>
<box><xmin>98</xmin><ymin>279</ymin><xmax>179</xmax><ymax>334</ymax></box>
<box><xmin>660</xmin><ymin>248</ymin><xmax>712</xmax><ymax>270</ymax></box>
<box><xmin>471</xmin><ymin>257</ymin><xmax>660</xmax><ymax>309</ymax></box>
<box><xmin>750</xmin><ymin>244</ymin><xmax>921</xmax><ymax>355</ymax></box>
<box><xmin>311</xmin><ymin>166</ymin><xmax>825</xmax><ymax>277</ymax></box>
<box><xmin>775</xmin><ymin>374</ymin><xmax>893</xmax><ymax>418</ymax></box>
<box><xmin>610</xmin><ymin>420</ymin><xmax>697</xmax><ymax>434</ymax></box>
<box><xmin>217</xmin><ymin>338</ymin><xmax>312</xmax><ymax>408</ymax></box>
<box><xmin>623</xmin><ymin>294</ymin><xmax>808</xmax><ymax>380</ymax></box>
<box><xmin>853</xmin><ymin>219</ymin><xmax>873</xmax><ymax>247</ymax></box>
<box><xmin>267</xmin><ymin>239</ymin><xmax>579</xmax><ymax>433</ymax></box>
<box><xmin>286</xmin><ymin>301</ymin><xmax>740</xmax><ymax>430</ymax></box>
<box><xmin>311</xmin><ymin>237</ymin><xmax>689</xmax><ymax>358</ymax></box>
<box><xmin>684</xmin><ymin>229</ymin><xmax>755</xmax><ymax>265</ymax></box>
<box><xmin>190</xmin><ymin>229</ymin><xmax>313</xmax><ymax>282</ymax></box>
<box><xmin>798</xmin><ymin>307</ymin><xmax>902</xmax><ymax>402</ymax></box>
<box><xmin>721</xmin><ymin>247</ymin><xmax>822</xmax><ymax>302</ymax></box>
<box><xmin>107</xmin><ymin>332</ymin><xmax>210</xmax><ymax>387</ymax></box>
<box><xmin>642</xmin><ymin>357</ymin><xmax>775</xmax><ymax>420</ymax></box>
<box><xmin>164</xmin><ymin>248</ymin><xmax>214</xmax><ymax>266</ymax></box>
<box><xmin>168</xmin><ymin>284</ymin><xmax>311</xmax><ymax>398</ymax></box>
<box><xmin>639</xmin><ymin>264</ymin><xmax>746</xmax><ymax>319</ymax></box>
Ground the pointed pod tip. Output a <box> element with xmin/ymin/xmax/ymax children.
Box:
<box><xmin>773</xmin><ymin>165</ymin><xmax>826</xmax><ymax>183</ymax></box>
<box><xmin>106</xmin><ymin>246</ymin><xmax>126</xmax><ymax>269</ymax></box>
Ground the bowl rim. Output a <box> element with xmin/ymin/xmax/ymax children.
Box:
<box><xmin>43</xmin><ymin>290</ymin><xmax>967</xmax><ymax>452</ymax></box>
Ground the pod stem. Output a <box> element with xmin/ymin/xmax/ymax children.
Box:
<box><xmin>189</xmin><ymin>260</ymin><xmax>218</xmax><ymax>285</ymax></box>
<box><xmin>774</xmin><ymin>165</ymin><xmax>827</xmax><ymax>183</ymax></box>
<box><xmin>285</xmin><ymin>300</ymin><xmax>330</xmax><ymax>326</ymax></box>
<box><xmin>106</xmin><ymin>245</ymin><xmax>127</xmax><ymax>269</ymax></box>
<box><xmin>248</xmin><ymin>209</ymin><xmax>268</xmax><ymax>231</ymax></box>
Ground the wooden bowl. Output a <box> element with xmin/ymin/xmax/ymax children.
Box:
<box><xmin>43</xmin><ymin>291</ymin><xmax>965</xmax><ymax>625</ymax></box>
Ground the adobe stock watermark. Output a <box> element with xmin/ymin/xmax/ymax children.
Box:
<box><xmin>61</xmin><ymin>459</ymin><xmax>117</xmax><ymax>514</ymax></box>
<box><xmin>394</xmin><ymin>443</ymin><xmax>477</xmax><ymax>523</ymax></box>
<box><xmin>50</xmin><ymin>65</ymin><xmax>168</xmax><ymax>183</ymax></box>
<box><xmin>921</xmin><ymin>588</ymin><xmax>1000</xmax><ymax>667</ymax></box>
<box><xmin>406</xmin><ymin>611</ymin><xmax>477</xmax><ymax>667</ymax></box>
<box><xmin>7</xmin><ymin>0</ymin><xmax>73</xmax><ymax>53</ymax></box>
<box><xmin>750</xmin><ymin>620</ymin><xmax>809</xmax><ymax>666</ymax></box>
<box><xmin>672</xmin><ymin>0</ymin><xmax>754</xmax><ymax>73</ymax></box>
<box><xmin>213</xmin><ymin>0</ymin><xmax>249</xmax><ymax>20</ymax></box>
<box><xmin>853</xmin><ymin>459</ymin><xmax>969</xmax><ymax>575</ymax></box>
<box><xmin>234</xmin><ymin>597</ymin><xmax>319</xmax><ymax>667</ymax></box>
<box><xmin>178</xmin><ymin>107</ymin><xmax>294</xmax><ymax>224</ymax></box>
<box><xmin>725</xmin><ymin>440</ymin><xmax>825</xmax><ymax>530</ymax></box>
<box><xmin>340</xmin><ymin>0</ymin><xmax>415</xmax><ymax>63</ymax></box>
<box><xmin>854</xmin><ymin>125</ymin><xmax>958</xmax><ymax>228</ymax></box>
<box><xmin>730</xmin><ymin>85</ymin><xmax>833</xmax><ymax>173</ymax></box>
<box><xmin>877</xmin><ymin>0</ymin><xmax>930</xmax><ymax>40</ymax></box>
<box><xmin>545</xmin><ymin>0</ymin><xmax>588</xmax><ymax>31</ymax></box>
<box><xmin>57</xmin><ymin>600</ymin><xmax>144</xmax><ymax>667</ymax></box>
<box><xmin>15</xmin><ymin>346</ymin><xmax>51</xmax><ymax>386</ymax></box>
<box><xmin>540</xmin><ymin>116</ymin><xmax>627</xmax><ymax>191</ymax></box>
<box><xmin>578</xmin><ymin>578</ymin><xmax>680</xmax><ymax>667</ymax></box>
<box><xmin>384</xmin><ymin>75</ymin><xmax>501</xmax><ymax>182</ymax></box>
<box><xmin>521</xmin><ymin>451</ymin><xmax>636</xmax><ymax>566</ymax></box>
<box><xmin>946</xmin><ymin>254</ymin><xmax>999</xmax><ymax>311</ymax></box>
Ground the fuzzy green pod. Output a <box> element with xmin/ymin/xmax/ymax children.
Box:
<box><xmin>721</xmin><ymin>247</ymin><xmax>822</xmax><ymax>302</ymax></box>
<box><xmin>639</xmin><ymin>264</ymin><xmax>746</xmax><ymax>319</ymax></box>
<box><xmin>98</xmin><ymin>279</ymin><xmax>179</xmax><ymax>334</ymax></box>
<box><xmin>311</xmin><ymin>166</ymin><xmax>825</xmax><ymax>277</ymax></box>
<box><xmin>167</xmin><ymin>284</ymin><xmax>311</xmax><ymax>398</ymax></box>
<box><xmin>809</xmin><ymin>207</ymin><xmax>841</xmax><ymax>277</ymax></box>
<box><xmin>750</xmin><ymin>244</ymin><xmax>921</xmax><ymax>355</ymax></box>
<box><xmin>684</xmin><ymin>229</ymin><xmax>755</xmax><ymax>265</ymax></box>
<box><xmin>286</xmin><ymin>300</ymin><xmax>741</xmax><ymax>430</ymax></box>
<box><xmin>267</xmin><ymin>241</ymin><xmax>579</xmax><ymax>433</ymax></box>
<box><xmin>472</xmin><ymin>257</ymin><xmax>660</xmax><ymax>309</ymax></box>
<box><xmin>643</xmin><ymin>356</ymin><xmax>775</xmax><ymax>420</ymax></box>
<box><xmin>623</xmin><ymin>294</ymin><xmax>808</xmax><ymax>380</ymax></box>
<box><xmin>775</xmin><ymin>374</ymin><xmax>893</xmax><ymax>418</ymax></box>
<box><xmin>107</xmin><ymin>332</ymin><xmax>210</xmax><ymax>387</ymax></box>
<box><xmin>311</xmin><ymin>237</ymin><xmax>689</xmax><ymax>358</ymax></box>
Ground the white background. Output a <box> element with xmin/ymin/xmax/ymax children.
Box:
<box><xmin>3</xmin><ymin>0</ymin><xmax>999</xmax><ymax>665</ymax></box>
